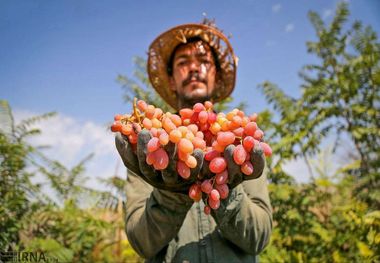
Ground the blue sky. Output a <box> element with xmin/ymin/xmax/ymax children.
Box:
<box><xmin>1</xmin><ymin>0</ymin><xmax>379</xmax><ymax>184</ymax></box>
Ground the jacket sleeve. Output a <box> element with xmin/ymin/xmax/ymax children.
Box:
<box><xmin>211</xmin><ymin>167</ymin><xmax>273</xmax><ymax>255</ymax></box>
<box><xmin>124</xmin><ymin>170</ymin><xmax>193</xmax><ymax>259</ymax></box>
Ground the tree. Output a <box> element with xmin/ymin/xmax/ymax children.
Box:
<box><xmin>257</xmin><ymin>2</ymin><xmax>379</xmax><ymax>262</ymax></box>
<box><xmin>0</xmin><ymin>100</ymin><xmax>55</xmax><ymax>251</ymax></box>
<box><xmin>0</xmin><ymin>100</ymin><xmax>142</xmax><ymax>262</ymax></box>
<box><xmin>258</xmin><ymin>2</ymin><xmax>379</xmax><ymax>209</ymax></box>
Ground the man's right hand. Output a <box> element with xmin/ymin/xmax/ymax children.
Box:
<box><xmin>115</xmin><ymin>130</ymin><xmax>204</xmax><ymax>193</ymax></box>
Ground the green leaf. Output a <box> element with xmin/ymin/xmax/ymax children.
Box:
<box><xmin>357</xmin><ymin>241</ymin><xmax>374</xmax><ymax>258</ymax></box>
<box><xmin>0</xmin><ymin>100</ymin><xmax>14</xmax><ymax>138</ymax></box>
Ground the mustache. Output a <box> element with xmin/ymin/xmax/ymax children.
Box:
<box><xmin>182</xmin><ymin>72</ymin><xmax>207</xmax><ymax>87</ymax></box>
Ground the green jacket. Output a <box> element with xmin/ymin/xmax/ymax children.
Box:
<box><xmin>125</xmin><ymin>169</ymin><xmax>272</xmax><ymax>263</ymax></box>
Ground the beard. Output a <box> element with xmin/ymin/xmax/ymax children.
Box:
<box><xmin>173</xmin><ymin>71</ymin><xmax>219</xmax><ymax>107</ymax></box>
<box><xmin>180</xmin><ymin>72</ymin><xmax>212</xmax><ymax>103</ymax></box>
<box><xmin>180</xmin><ymin>84</ymin><xmax>216</xmax><ymax>105</ymax></box>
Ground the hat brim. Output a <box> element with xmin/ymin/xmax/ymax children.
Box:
<box><xmin>147</xmin><ymin>23</ymin><xmax>237</xmax><ymax>110</ymax></box>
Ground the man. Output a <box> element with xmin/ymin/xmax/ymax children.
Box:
<box><xmin>115</xmin><ymin>22</ymin><xmax>272</xmax><ymax>262</ymax></box>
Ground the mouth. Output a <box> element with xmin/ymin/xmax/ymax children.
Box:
<box><xmin>183</xmin><ymin>77</ymin><xmax>206</xmax><ymax>87</ymax></box>
<box><xmin>185</xmin><ymin>81</ymin><xmax>205</xmax><ymax>89</ymax></box>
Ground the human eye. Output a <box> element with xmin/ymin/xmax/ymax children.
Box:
<box><xmin>202</xmin><ymin>59</ymin><xmax>211</xmax><ymax>64</ymax></box>
<box><xmin>199</xmin><ymin>55</ymin><xmax>212</xmax><ymax>64</ymax></box>
<box><xmin>176</xmin><ymin>59</ymin><xmax>187</xmax><ymax>67</ymax></box>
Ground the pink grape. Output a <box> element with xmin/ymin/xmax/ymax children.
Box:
<box><xmin>152</xmin><ymin>148</ymin><xmax>169</xmax><ymax>170</ymax></box>
<box><xmin>177</xmin><ymin>161</ymin><xmax>191</xmax><ymax>179</ymax></box>
<box><xmin>179</xmin><ymin>108</ymin><xmax>194</xmax><ymax>119</ymax></box>
<box><xmin>204</xmin><ymin>205</ymin><xmax>211</xmax><ymax>215</ymax></box>
<box><xmin>146</xmin><ymin>152</ymin><xmax>155</xmax><ymax>165</ymax></box>
<box><xmin>198</xmin><ymin>110</ymin><xmax>208</xmax><ymax>124</ymax></box>
<box><xmin>233</xmin><ymin>145</ymin><xmax>247</xmax><ymax>165</ymax></box>
<box><xmin>208</xmin><ymin>112</ymin><xmax>217</xmax><ymax>124</ymax></box>
<box><xmin>159</xmin><ymin>131</ymin><xmax>169</xmax><ymax>145</ymax></box>
<box><xmin>215</xmin><ymin>170</ymin><xmax>228</xmax><ymax>185</ymax></box>
<box><xmin>189</xmin><ymin>183</ymin><xmax>202</xmax><ymax>202</ymax></box>
<box><xmin>210</xmin><ymin>189</ymin><xmax>220</xmax><ymax>201</ymax></box>
<box><xmin>217</xmin><ymin>131</ymin><xmax>235</xmax><ymax>146</ymax></box>
<box><xmin>215</xmin><ymin>184</ymin><xmax>229</xmax><ymax>199</ymax></box>
<box><xmin>178</xmin><ymin>138</ymin><xmax>194</xmax><ymax>154</ymax></box>
<box><xmin>241</xmin><ymin>161</ymin><xmax>254</xmax><ymax>175</ymax></box>
<box><xmin>209</xmin><ymin>157</ymin><xmax>227</xmax><ymax>174</ymax></box>
<box><xmin>205</xmin><ymin>150</ymin><xmax>221</xmax><ymax>161</ymax></box>
<box><xmin>147</xmin><ymin>137</ymin><xmax>160</xmax><ymax>153</ymax></box>
<box><xmin>253</xmin><ymin>129</ymin><xmax>264</xmax><ymax>140</ymax></box>
<box><xmin>260</xmin><ymin>142</ymin><xmax>273</xmax><ymax>157</ymax></box>
<box><xmin>201</xmin><ymin>179</ymin><xmax>213</xmax><ymax>194</ymax></box>
<box><xmin>208</xmin><ymin>198</ymin><xmax>220</xmax><ymax>210</ymax></box>
<box><xmin>244</xmin><ymin>122</ymin><xmax>257</xmax><ymax>136</ymax></box>
<box><xmin>243</xmin><ymin>136</ymin><xmax>255</xmax><ymax>152</ymax></box>
<box><xmin>233</xmin><ymin>127</ymin><xmax>244</xmax><ymax>137</ymax></box>
<box><xmin>137</xmin><ymin>100</ymin><xmax>148</xmax><ymax>111</ymax></box>
<box><xmin>193</xmin><ymin>103</ymin><xmax>205</xmax><ymax>113</ymax></box>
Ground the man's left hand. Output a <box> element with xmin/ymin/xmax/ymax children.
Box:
<box><xmin>223</xmin><ymin>144</ymin><xmax>265</xmax><ymax>189</ymax></box>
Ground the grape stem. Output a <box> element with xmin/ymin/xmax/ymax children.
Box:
<box><xmin>210</xmin><ymin>177</ymin><xmax>215</xmax><ymax>187</ymax></box>
<box><xmin>133</xmin><ymin>97</ymin><xmax>142</xmax><ymax>124</ymax></box>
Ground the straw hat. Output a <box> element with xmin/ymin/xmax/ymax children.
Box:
<box><xmin>147</xmin><ymin>22</ymin><xmax>238</xmax><ymax>110</ymax></box>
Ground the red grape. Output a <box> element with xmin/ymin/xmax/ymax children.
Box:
<box><xmin>260</xmin><ymin>142</ymin><xmax>272</xmax><ymax>157</ymax></box>
<box><xmin>201</xmin><ymin>179</ymin><xmax>213</xmax><ymax>194</ymax></box>
<box><xmin>210</xmin><ymin>189</ymin><xmax>220</xmax><ymax>201</ymax></box>
<box><xmin>215</xmin><ymin>170</ymin><xmax>228</xmax><ymax>185</ymax></box>
<box><xmin>177</xmin><ymin>161</ymin><xmax>191</xmax><ymax>179</ymax></box>
<box><xmin>244</xmin><ymin>122</ymin><xmax>257</xmax><ymax>136</ymax></box>
<box><xmin>217</xmin><ymin>131</ymin><xmax>235</xmax><ymax>146</ymax></box>
<box><xmin>205</xmin><ymin>149</ymin><xmax>221</xmax><ymax>161</ymax></box>
<box><xmin>147</xmin><ymin>137</ymin><xmax>160</xmax><ymax>153</ymax></box>
<box><xmin>204</xmin><ymin>205</ymin><xmax>211</xmax><ymax>215</ymax></box>
<box><xmin>241</xmin><ymin>161</ymin><xmax>254</xmax><ymax>175</ymax></box>
<box><xmin>189</xmin><ymin>183</ymin><xmax>202</xmax><ymax>202</ymax></box>
<box><xmin>215</xmin><ymin>184</ymin><xmax>229</xmax><ymax>199</ymax></box>
<box><xmin>243</xmin><ymin>136</ymin><xmax>255</xmax><ymax>152</ymax></box>
<box><xmin>233</xmin><ymin>145</ymin><xmax>247</xmax><ymax>165</ymax></box>
<box><xmin>209</xmin><ymin>157</ymin><xmax>227</xmax><ymax>174</ymax></box>
<box><xmin>208</xmin><ymin>198</ymin><xmax>220</xmax><ymax>210</ymax></box>
<box><xmin>153</xmin><ymin>148</ymin><xmax>169</xmax><ymax>170</ymax></box>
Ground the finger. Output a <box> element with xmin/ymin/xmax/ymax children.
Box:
<box><xmin>190</xmin><ymin>149</ymin><xmax>204</xmax><ymax>180</ymax></box>
<box><xmin>137</xmin><ymin>130</ymin><xmax>158</xmax><ymax>180</ymax></box>
<box><xmin>224</xmin><ymin>144</ymin><xmax>243</xmax><ymax>188</ymax></box>
<box><xmin>115</xmin><ymin>133</ymin><xmax>140</xmax><ymax>175</ymax></box>
<box><xmin>116</xmin><ymin>132</ymin><xmax>166</xmax><ymax>189</ymax></box>
<box><xmin>161</xmin><ymin>142</ymin><xmax>179</xmax><ymax>185</ymax></box>
<box><xmin>250</xmin><ymin>144</ymin><xmax>265</xmax><ymax>179</ymax></box>
<box><xmin>200</xmin><ymin>160</ymin><xmax>212</xmax><ymax>180</ymax></box>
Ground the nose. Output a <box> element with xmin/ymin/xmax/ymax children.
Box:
<box><xmin>189</xmin><ymin>60</ymin><xmax>200</xmax><ymax>73</ymax></box>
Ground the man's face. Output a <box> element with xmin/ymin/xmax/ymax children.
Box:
<box><xmin>169</xmin><ymin>40</ymin><xmax>217</xmax><ymax>104</ymax></box>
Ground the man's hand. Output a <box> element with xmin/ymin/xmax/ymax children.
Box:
<box><xmin>223</xmin><ymin>144</ymin><xmax>265</xmax><ymax>189</ymax></box>
<box><xmin>115</xmin><ymin>130</ymin><xmax>204</xmax><ymax>193</ymax></box>
<box><xmin>115</xmin><ymin>133</ymin><xmax>140</xmax><ymax>175</ymax></box>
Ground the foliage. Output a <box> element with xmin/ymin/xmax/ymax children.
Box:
<box><xmin>261</xmin><ymin>152</ymin><xmax>379</xmax><ymax>262</ymax></box>
<box><xmin>1</xmin><ymin>2</ymin><xmax>379</xmax><ymax>262</ymax></box>
<box><xmin>258</xmin><ymin>2</ymin><xmax>379</xmax><ymax>208</ymax></box>
<box><xmin>117</xmin><ymin>56</ymin><xmax>174</xmax><ymax>112</ymax></box>
<box><xmin>0</xmin><ymin>100</ymin><xmax>142</xmax><ymax>262</ymax></box>
<box><xmin>0</xmin><ymin>100</ymin><xmax>55</xmax><ymax>251</ymax></box>
<box><xmin>19</xmin><ymin>201</ymin><xmax>142</xmax><ymax>263</ymax></box>
<box><xmin>258</xmin><ymin>2</ymin><xmax>379</xmax><ymax>262</ymax></box>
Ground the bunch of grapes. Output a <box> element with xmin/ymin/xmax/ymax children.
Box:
<box><xmin>111</xmin><ymin>98</ymin><xmax>272</xmax><ymax>214</ymax></box>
